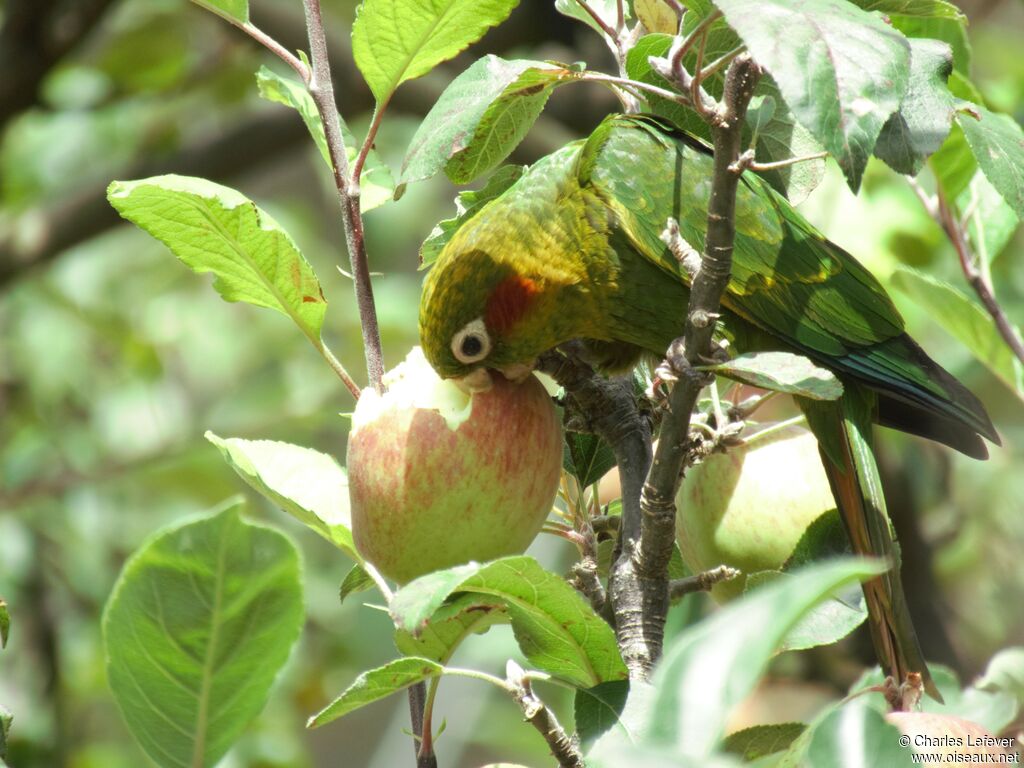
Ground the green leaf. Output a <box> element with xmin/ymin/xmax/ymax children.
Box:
<box><xmin>0</xmin><ymin>599</ymin><xmax>7</xmax><ymax>649</ymax></box>
<box><xmin>698</xmin><ymin>351</ymin><xmax>844</xmax><ymax>400</ymax></box>
<box><xmin>391</xmin><ymin>556</ymin><xmax>627</xmax><ymax>687</ymax></box>
<box><xmin>575</xmin><ymin>681</ymin><xmax>632</xmax><ymax>751</ymax></box>
<box><xmin>746</xmin><ymin>571</ymin><xmax>867</xmax><ymax>652</ymax></box>
<box><xmin>804</xmin><ymin>698</ymin><xmax>913</xmax><ymax>768</ymax></box>
<box><xmin>874</xmin><ymin>38</ymin><xmax>955</xmax><ymax>175</ymax></box>
<box><xmin>401</xmin><ymin>56</ymin><xmax>578</xmax><ymax>188</ymax></box>
<box><xmin>712</xmin><ymin>0</ymin><xmax>911</xmax><ymax>191</ymax></box>
<box><xmin>959</xmin><ymin>172</ymin><xmax>1019</xmax><ymax>265</ymax></box>
<box><xmin>352</xmin><ymin>0</ymin><xmax>520</xmax><ymax>103</ymax></box>
<box><xmin>206</xmin><ymin>432</ymin><xmax>357</xmax><ymax>559</ymax></box>
<box><xmin>890</xmin><ymin>267</ymin><xmax>1024</xmax><ymax>398</ymax></box>
<box><xmin>308</xmin><ymin>657</ymin><xmax>444</xmax><ymax>728</ymax></box>
<box><xmin>891</xmin><ymin>15</ymin><xmax>971</xmax><ymax>74</ymax></box>
<box><xmin>626</xmin><ymin>33</ymin><xmax>825</xmax><ymax>203</ymax></box>
<box><xmin>108</xmin><ymin>175</ymin><xmax>327</xmax><ymax>343</ymax></box>
<box><xmin>850</xmin><ymin>0</ymin><xmax>966</xmax><ymax>22</ymax></box>
<box><xmin>919</xmin><ymin>666</ymin><xmax>1019</xmax><ymax>734</ymax></box>
<box><xmin>930</xmin><ymin>123</ymin><xmax>977</xmax><ymax>200</ymax></box>
<box><xmin>783</xmin><ymin>509</ymin><xmax>850</xmax><ymax>571</ymax></box>
<box><xmin>956</xmin><ymin>105</ymin><xmax>1024</xmax><ymax>219</ymax></box>
<box><xmin>976</xmin><ymin>647</ymin><xmax>1024</xmax><ymax>705</ymax></box>
<box><xmin>0</xmin><ymin>704</ymin><xmax>10</xmax><ymax>760</ymax></box>
<box><xmin>563</xmin><ymin>432</ymin><xmax>617</xmax><ymax>490</ymax></box>
<box><xmin>256</xmin><ymin>67</ymin><xmax>394</xmax><ymax>211</ymax></box>
<box><xmin>103</xmin><ymin>502</ymin><xmax>303</xmax><ymax>768</ymax></box>
<box><xmin>635</xmin><ymin>0</ymin><xmax>679</xmax><ymax>34</ymax></box>
<box><xmin>723</xmin><ymin>723</ymin><xmax>805</xmax><ymax>761</ymax></box>
<box><xmin>190</xmin><ymin>0</ymin><xmax>248</xmax><ymax>24</ymax></box>
<box><xmin>339</xmin><ymin>564</ymin><xmax>375</xmax><ymax>605</ymax></box>
<box><xmin>645</xmin><ymin>558</ymin><xmax>887</xmax><ymax>759</ymax></box>
<box><xmin>419</xmin><ymin>165</ymin><xmax>524</xmax><ymax>266</ymax></box>
<box><xmin>555</xmin><ymin>0</ymin><xmax>627</xmax><ymax>38</ymax></box>
<box><xmin>394</xmin><ymin>593</ymin><xmax>508</xmax><ymax>662</ymax></box>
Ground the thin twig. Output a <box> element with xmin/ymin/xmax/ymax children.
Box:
<box><xmin>698</xmin><ymin>44</ymin><xmax>746</xmax><ymax>83</ymax></box>
<box><xmin>582</xmin><ymin>71</ymin><xmax>691</xmax><ymax>106</ymax></box>
<box><xmin>302</xmin><ymin>0</ymin><xmax>386</xmax><ymax>391</ymax></box>
<box><xmin>351</xmin><ymin>104</ymin><xmax>388</xmax><ymax>191</ymax></box>
<box><xmin>506</xmin><ymin>661</ymin><xmax>586</xmax><ymax>768</ymax></box>
<box><xmin>572</xmin><ymin>0</ymin><xmax>619</xmax><ymax>43</ymax></box>
<box><xmin>744</xmin><ymin>150</ymin><xmax>829</xmax><ymax>173</ymax></box>
<box><xmin>320</xmin><ymin>342</ymin><xmax>362</xmax><ymax>399</ymax></box>
<box><xmin>669</xmin><ymin>565</ymin><xmax>740</xmax><ymax>599</ymax></box>
<box><xmin>936</xmin><ymin>190</ymin><xmax>1024</xmax><ymax>365</ymax></box>
<box><xmin>674</xmin><ymin>9</ymin><xmax>722</xmax><ymax>66</ymax></box>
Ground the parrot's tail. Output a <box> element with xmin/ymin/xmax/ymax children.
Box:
<box><xmin>801</xmin><ymin>389</ymin><xmax>942</xmax><ymax>705</ymax></box>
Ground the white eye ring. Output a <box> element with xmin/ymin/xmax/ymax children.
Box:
<box><xmin>451</xmin><ymin>318</ymin><xmax>492</xmax><ymax>364</ymax></box>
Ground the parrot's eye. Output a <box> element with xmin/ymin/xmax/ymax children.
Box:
<box><xmin>451</xmin><ymin>318</ymin><xmax>491</xmax><ymax>364</ymax></box>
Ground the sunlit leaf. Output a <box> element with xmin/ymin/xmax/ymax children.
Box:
<box><xmin>401</xmin><ymin>56</ymin><xmax>578</xmax><ymax>188</ymax></box>
<box><xmin>394</xmin><ymin>593</ymin><xmax>508</xmax><ymax>662</ymax></box>
<box><xmin>391</xmin><ymin>556</ymin><xmax>627</xmax><ymax>687</ymax></box>
<box><xmin>206</xmin><ymin>432</ymin><xmax>357</xmax><ymax>559</ymax></box>
<box><xmin>957</xmin><ymin>105</ymin><xmax>1024</xmax><ymax>219</ymax></box>
<box><xmin>103</xmin><ymin>502</ymin><xmax>303</xmax><ymax>768</ymax></box>
<box><xmin>555</xmin><ymin>0</ymin><xmax>628</xmax><ymax>38</ymax></box>
<box><xmin>635</xmin><ymin>0</ymin><xmax>679</xmax><ymax>33</ymax></box>
<box><xmin>108</xmin><ymin>175</ymin><xmax>327</xmax><ymax>343</ymax></box>
<box><xmin>256</xmin><ymin>67</ymin><xmax>394</xmax><ymax>211</ymax></box>
<box><xmin>645</xmin><ymin>558</ymin><xmax>887</xmax><ymax>759</ymax></box>
<box><xmin>699</xmin><ymin>351</ymin><xmax>843</xmax><ymax>400</ymax></box>
<box><xmin>805</xmin><ymin>698</ymin><xmax>913</xmax><ymax>767</ymax></box>
<box><xmin>712</xmin><ymin>0</ymin><xmax>911</xmax><ymax>191</ymax></box>
<box><xmin>874</xmin><ymin>38</ymin><xmax>955</xmax><ymax>175</ymax></box>
<box><xmin>890</xmin><ymin>268</ymin><xmax>1024</xmax><ymax>399</ymax></box>
<box><xmin>352</xmin><ymin>0</ymin><xmax>520</xmax><ymax>102</ymax></box>
<box><xmin>308</xmin><ymin>657</ymin><xmax>444</xmax><ymax>728</ymax></box>
<box><xmin>722</xmin><ymin>722</ymin><xmax>805</xmax><ymax>761</ymax></box>
<box><xmin>419</xmin><ymin>165</ymin><xmax>524</xmax><ymax>265</ymax></box>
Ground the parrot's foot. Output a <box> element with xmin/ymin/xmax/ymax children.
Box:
<box><xmin>647</xmin><ymin>337</ymin><xmax>730</xmax><ymax>404</ymax></box>
<box><xmin>660</xmin><ymin>218</ymin><xmax>703</xmax><ymax>277</ymax></box>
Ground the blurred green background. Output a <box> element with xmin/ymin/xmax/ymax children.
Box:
<box><xmin>0</xmin><ymin>0</ymin><xmax>1022</xmax><ymax>765</ymax></box>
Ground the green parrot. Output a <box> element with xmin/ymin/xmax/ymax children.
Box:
<box><xmin>418</xmin><ymin>114</ymin><xmax>999</xmax><ymax>701</ymax></box>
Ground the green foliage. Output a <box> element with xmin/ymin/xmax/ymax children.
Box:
<box><xmin>0</xmin><ymin>600</ymin><xmax>7</xmax><ymax>649</ymax></box>
<box><xmin>574</xmin><ymin>681</ymin><xmax>631</xmax><ymax>751</ymax></box>
<box><xmin>802</xmin><ymin>699</ymin><xmax>913</xmax><ymax>768</ymax></box>
<box><xmin>419</xmin><ymin>164</ymin><xmax>524</xmax><ymax>265</ymax></box>
<box><xmin>890</xmin><ymin>268</ymin><xmax>1024</xmax><ymax>397</ymax></box>
<box><xmin>712</xmin><ymin>0</ymin><xmax>911</xmax><ymax>191</ymax></box>
<box><xmin>698</xmin><ymin>351</ymin><xmax>844</xmax><ymax>400</ymax></box>
<box><xmin>563</xmin><ymin>432</ymin><xmax>617</xmax><ymax>490</ymax></box>
<box><xmin>721</xmin><ymin>722</ymin><xmax>805</xmax><ymax>762</ymax></box>
<box><xmin>874</xmin><ymin>38</ymin><xmax>956</xmax><ymax>175</ymax></box>
<box><xmin>393</xmin><ymin>593</ymin><xmax>508</xmax><ymax>662</ymax></box>
<box><xmin>205</xmin><ymin>432</ymin><xmax>358</xmax><ymax>558</ymax></box>
<box><xmin>957</xmin><ymin>105</ymin><xmax>1024</xmax><ymax>219</ymax></box>
<box><xmin>401</xmin><ymin>56</ymin><xmax>579</xmax><ymax>189</ymax></box>
<box><xmin>190</xmin><ymin>0</ymin><xmax>249</xmax><ymax>25</ymax></box>
<box><xmin>391</xmin><ymin>557</ymin><xmax>627</xmax><ymax>687</ymax></box>
<box><xmin>107</xmin><ymin>175</ymin><xmax>327</xmax><ymax>345</ymax></box>
<box><xmin>255</xmin><ymin>67</ymin><xmax>394</xmax><ymax>210</ymax></box>
<box><xmin>554</xmin><ymin>0</ymin><xmax>628</xmax><ymax>38</ymax></box>
<box><xmin>339</xmin><ymin>564</ymin><xmax>375</xmax><ymax>605</ymax></box>
<box><xmin>351</xmin><ymin>0</ymin><xmax>520</xmax><ymax>103</ymax></box>
<box><xmin>102</xmin><ymin>502</ymin><xmax>303</xmax><ymax>768</ymax></box>
<box><xmin>308</xmin><ymin>658</ymin><xmax>444</xmax><ymax>728</ymax></box>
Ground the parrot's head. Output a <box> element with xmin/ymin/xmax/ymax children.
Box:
<box><xmin>418</xmin><ymin>246</ymin><xmax>555</xmax><ymax>392</ymax></box>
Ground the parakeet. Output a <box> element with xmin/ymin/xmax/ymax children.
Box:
<box><xmin>418</xmin><ymin>114</ymin><xmax>1000</xmax><ymax>701</ymax></box>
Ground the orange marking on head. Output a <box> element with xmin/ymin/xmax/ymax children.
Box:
<box><xmin>485</xmin><ymin>275</ymin><xmax>540</xmax><ymax>335</ymax></box>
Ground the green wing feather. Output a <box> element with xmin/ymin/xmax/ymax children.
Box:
<box><xmin>576</xmin><ymin>114</ymin><xmax>998</xmax><ymax>454</ymax></box>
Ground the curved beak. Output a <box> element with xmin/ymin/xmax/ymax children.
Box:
<box><xmin>454</xmin><ymin>367</ymin><xmax>493</xmax><ymax>394</ymax></box>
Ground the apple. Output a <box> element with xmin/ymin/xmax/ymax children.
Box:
<box><xmin>886</xmin><ymin>712</ymin><xmax>1018</xmax><ymax>761</ymax></box>
<box><xmin>347</xmin><ymin>347</ymin><xmax>562</xmax><ymax>584</ymax></box>
<box><xmin>675</xmin><ymin>427</ymin><xmax>836</xmax><ymax>601</ymax></box>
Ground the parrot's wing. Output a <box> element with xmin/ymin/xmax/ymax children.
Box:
<box><xmin>577</xmin><ymin>115</ymin><xmax>997</xmax><ymax>451</ymax></box>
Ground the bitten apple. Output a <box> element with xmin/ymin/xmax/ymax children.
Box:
<box><xmin>348</xmin><ymin>347</ymin><xmax>562</xmax><ymax>584</ymax></box>
<box><xmin>675</xmin><ymin>428</ymin><xmax>836</xmax><ymax>601</ymax></box>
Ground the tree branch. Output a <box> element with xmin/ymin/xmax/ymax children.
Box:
<box><xmin>615</xmin><ymin>54</ymin><xmax>761</xmax><ymax>681</ymax></box>
<box><xmin>302</xmin><ymin>0</ymin><xmax>386</xmax><ymax>392</ymax></box>
<box><xmin>506</xmin><ymin>661</ymin><xmax>586</xmax><ymax>768</ymax></box>
<box><xmin>936</xmin><ymin>189</ymin><xmax>1024</xmax><ymax>366</ymax></box>
<box><xmin>668</xmin><ymin>565</ymin><xmax>740</xmax><ymax>600</ymax></box>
